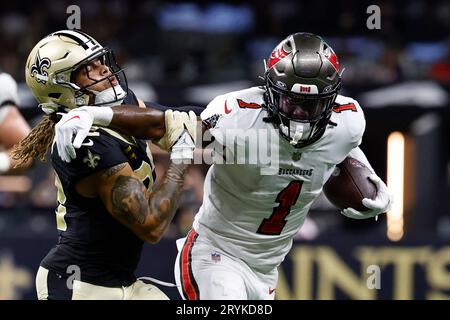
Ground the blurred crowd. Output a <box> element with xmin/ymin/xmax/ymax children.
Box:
<box><xmin>0</xmin><ymin>0</ymin><xmax>449</xmax><ymax>239</ymax></box>
<box><xmin>0</xmin><ymin>0</ymin><xmax>449</xmax><ymax>90</ymax></box>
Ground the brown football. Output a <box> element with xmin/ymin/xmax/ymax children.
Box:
<box><xmin>323</xmin><ymin>157</ymin><xmax>377</xmax><ymax>211</ymax></box>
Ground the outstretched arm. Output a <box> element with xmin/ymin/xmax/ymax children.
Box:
<box><xmin>79</xmin><ymin>104</ymin><xmax>204</xmax><ymax>140</ymax></box>
<box><xmin>54</xmin><ymin>105</ymin><xmax>200</xmax><ymax>162</ymax></box>
<box><xmin>108</xmin><ymin>105</ymin><xmax>166</xmax><ymax>140</ymax></box>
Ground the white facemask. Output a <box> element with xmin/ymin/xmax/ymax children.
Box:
<box><xmin>91</xmin><ymin>85</ymin><xmax>127</xmax><ymax>107</ymax></box>
<box><xmin>280</xmin><ymin>120</ymin><xmax>313</xmax><ymax>146</ymax></box>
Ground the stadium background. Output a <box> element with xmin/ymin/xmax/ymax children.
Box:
<box><xmin>0</xmin><ymin>0</ymin><xmax>449</xmax><ymax>300</ymax></box>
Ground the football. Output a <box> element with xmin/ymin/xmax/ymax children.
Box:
<box><xmin>323</xmin><ymin>157</ymin><xmax>377</xmax><ymax>211</ymax></box>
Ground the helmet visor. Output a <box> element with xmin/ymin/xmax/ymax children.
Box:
<box><xmin>278</xmin><ymin>93</ymin><xmax>327</xmax><ymax>122</ymax></box>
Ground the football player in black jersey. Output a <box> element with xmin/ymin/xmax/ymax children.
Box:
<box><xmin>14</xmin><ymin>30</ymin><xmax>198</xmax><ymax>299</ymax></box>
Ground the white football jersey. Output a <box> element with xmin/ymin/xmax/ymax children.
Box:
<box><xmin>194</xmin><ymin>87</ymin><xmax>366</xmax><ymax>273</ymax></box>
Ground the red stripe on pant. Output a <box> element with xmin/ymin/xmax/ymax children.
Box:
<box><xmin>180</xmin><ymin>229</ymin><xmax>200</xmax><ymax>300</ymax></box>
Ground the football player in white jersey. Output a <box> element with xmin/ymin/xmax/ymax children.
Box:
<box><xmin>52</xmin><ymin>32</ymin><xmax>392</xmax><ymax>300</ymax></box>
<box><xmin>0</xmin><ymin>73</ymin><xmax>32</xmax><ymax>174</ymax></box>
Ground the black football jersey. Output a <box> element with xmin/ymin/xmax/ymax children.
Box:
<box><xmin>41</xmin><ymin>91</ymin><xmax>156</xmax><ymax>287</ymax></box>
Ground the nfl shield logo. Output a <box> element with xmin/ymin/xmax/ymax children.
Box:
<box><xmin>211</xmin><ymin>252</ymin><xmax>221</xmax><ymax>263</ymax></box>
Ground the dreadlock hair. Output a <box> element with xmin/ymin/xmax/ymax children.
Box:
<box><xmin>11</xmin><ymin>112</ymin><xmax>59</xmax><ymax>168</ymax></box>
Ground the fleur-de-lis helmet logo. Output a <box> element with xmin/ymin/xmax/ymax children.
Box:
<box><xmin>30</xmin><ymin>51</ymin><xmax>51</xmax><ymax>84</ymax></box>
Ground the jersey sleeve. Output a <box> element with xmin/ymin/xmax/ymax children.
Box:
<box><xmin>200</xmin><ymin>94</ymin><xmax>227</xmax><ymax>124</ymax></box>
<box><xmin>201</xmin><ymin>88</ymin><xmax>266</xmax><ymax>148</ymax></box>
<box><xmin>333</xmin><ymin>96</ymin><xmax>366</xmax><ymax>149</ymax></box>
<box><xmin>51</xmin><ymin>129</ymin><xmax>129</xmax><ymax>189</ymax></box>
<box><xmin>349</xmin><ymin>99</ymin><xmax>366</xmax><ymax>148</ymax></box>
<box><xmin>200</xmin><ymin>94</ymin><xmax>242</xmax><ymax>146</ymax></box>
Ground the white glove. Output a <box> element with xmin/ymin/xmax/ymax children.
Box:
<box><xmin>55</xmin><ymin>109</ymin><xmax>94</xmax><ymax>162</ymax></box>
<box><xmin>54</xmin><ymin>106</ymin><xmax>113</xmax><ymax>162</ymax></box>
<box><xmin>341</xmin><ymin>174</ymin><xmax>393</xmax><ymax>220</ymax></box>
<box><xmin>155</xmin><ymin>110</ymin><xmax>197</xmax><ymax>151</ymax></box>
<box><xmin>0</xmin><ymin>73</ymin><xmax>20</xmax><ymax>106</ymax></box>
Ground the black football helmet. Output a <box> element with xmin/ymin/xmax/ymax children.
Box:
<box><xmin>264</xmin><ymin>32</ymin><xmax>342</xmax><ymax>148</ymax></box>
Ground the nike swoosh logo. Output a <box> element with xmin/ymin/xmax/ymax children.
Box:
<box><xmin>81</xmin><ymin>139</ymin><xmax>94</xmax><ymax>147</ymax></box>
<box><xmin>269</xmin><ymin>288</ymin><xmax>276</xmax><ymax>295</ymax></box>
<box><xmin>224</xmin><ymin>100</ymin><xmax>232</xmax><ymax>114</ymax></box>
<box><xmin>61</xmin><ymin>115</ymin><xmax>80</xmax><ymax>125</ymax></box>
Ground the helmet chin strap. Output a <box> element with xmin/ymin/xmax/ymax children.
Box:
<box><xmin>89</xmin><ymin>85</ymin><xmax>126</xmax><ymax>107</ymax></box>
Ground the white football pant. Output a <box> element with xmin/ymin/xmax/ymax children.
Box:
<box><xmin>174</xmin><ymin>229</ymin><xmax>278</xmax><ymax>300</ymax></box>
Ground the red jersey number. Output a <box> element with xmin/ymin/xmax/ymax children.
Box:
<box><xmin>257</xmin><ymin>181</ymin><xmax>303</xmax><ymax>235</ymax></box>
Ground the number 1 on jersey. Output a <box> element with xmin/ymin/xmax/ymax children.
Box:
<box><xmin>257</xmin><ymin>181</ymin><xmax>303</xmax><ymax>235</ymax></box>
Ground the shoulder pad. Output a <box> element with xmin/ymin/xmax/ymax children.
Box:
<box><xmin>332</xmin><ymin>95</ymin><xmax>366</xmax><ymax>147</ymax></box>
<box><xmin>201</xmin><ymin>87</ymin><xmax>265</xmax><ymax>129</ymax></box>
